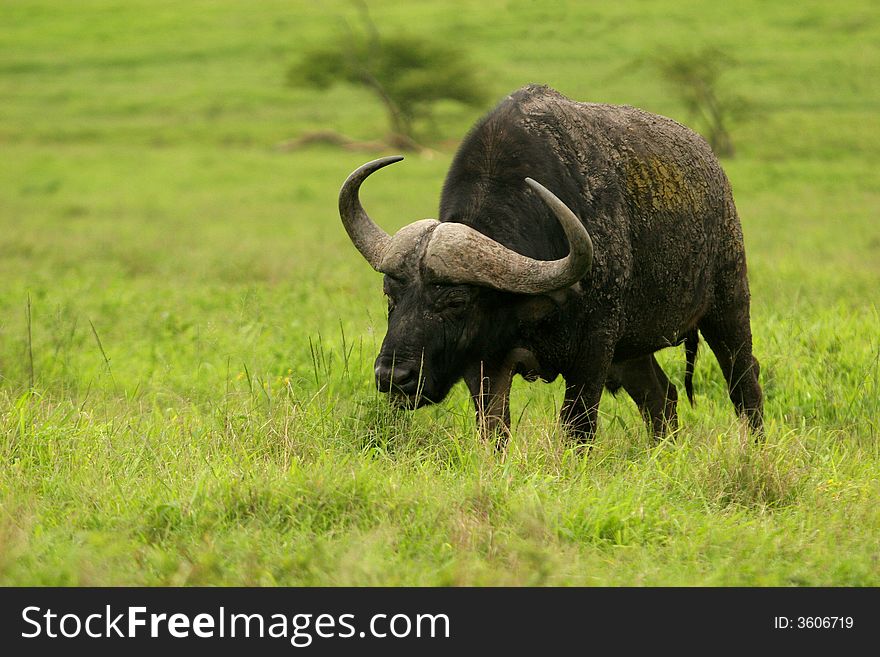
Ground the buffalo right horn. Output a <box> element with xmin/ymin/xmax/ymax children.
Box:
<box><xmin>422</xmin><ymin>178</ymin><xmax>593</xmax><ymax>294</ymax></box>
<box><xmin>338</xmin><ymin>155</ymin><xmax>403</xmax><ymax>270</ymax></box>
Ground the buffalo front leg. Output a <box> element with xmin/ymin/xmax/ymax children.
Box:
<box><xmin>463</xmin><ymin>353</ymin><xmax>529</xmax><ymax>448</ymax></box>
<box><xmin>464</xmin><ymin>361</ymin><xmax>513</xmax><ymax>448</ymax></box>
<box><xmin>561</xmin><ymin>341</ymin><xmax>614</xmax><ymax>444</ymax></box>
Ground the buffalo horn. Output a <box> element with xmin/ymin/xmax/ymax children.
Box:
<box><xmin>422</xmin><ymin>178</ymin><xmax>593</xmax><ymax>294</ymax></box>
<box><xmin>339</xmin><ymin>160</ymin><xmax>593</xmax><ymax>294</ymax></box>
<box><xmin>337</xmin><ymin>155</ymin><xmax>402</xmax><ymax>270</ymax></box>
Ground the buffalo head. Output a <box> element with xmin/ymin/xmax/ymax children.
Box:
<box><xmin>338</xmin><ymin>156</ymin><xmax>593</xmax><ymax>408</ymax></box>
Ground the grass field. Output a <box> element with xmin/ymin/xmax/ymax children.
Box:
<box><xmin>1</xmin><ymin>0</ymin><xmax>878</xmax><ymax>585</ymax></box>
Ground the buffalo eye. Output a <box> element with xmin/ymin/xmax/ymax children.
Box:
<box><xmin>430</xmin><ymin>285</ymin><xmax>471</xmax><ymax>313</ymax></box>
<box><xmin>443</xmin><ymin>297</ymin><xmax>467</xmax><ymax>311</ymax></box>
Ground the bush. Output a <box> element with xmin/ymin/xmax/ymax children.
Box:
<box><xmin>652</xmin><ymin>47</ymin><xmax>752</xmax><ymax>158</ymax></box>
<box><xmin>287</xmin><ymin>4</ymin><xmax>488</xmax><ymax>149</ymax></box>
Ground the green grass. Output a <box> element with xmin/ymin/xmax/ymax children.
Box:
<box><xmin>1</xmin><ymin>0</ymin><xmax>878</xmax><ymax>585</ymax></box>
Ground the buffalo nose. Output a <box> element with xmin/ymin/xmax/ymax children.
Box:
<box><xmin>375</xmin><ymin>359</ymin><xmax>418</xmax><ymax>394</ymax></box>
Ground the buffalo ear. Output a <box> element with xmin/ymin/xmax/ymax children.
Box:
<box><xmin>514</xmin><ymin>285</ymin><xmax>580</xmax><ymax>324</ymax></box>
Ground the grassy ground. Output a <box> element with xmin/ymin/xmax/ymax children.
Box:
<box><xmin>1</xmin><ymin>0</ymin><xmax>878</xmax><ymax>585</ymax></box>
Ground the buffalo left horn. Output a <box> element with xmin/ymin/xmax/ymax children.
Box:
<box><xmin>338</xmin><ymin>155</ymin><xmax>403</xmax><ymax>270</ymax></box>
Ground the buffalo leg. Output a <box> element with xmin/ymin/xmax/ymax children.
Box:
<box><xmin>699</xmin><ymin>306</ymin><xmax>764</xmax><ymax>433</ymax></box>
<box><xmin>464</xmin><ymin>360</ymin><xmax>515</xmax><ymax>448</ymax></box>
<box><xmin>561</xmin><ymin>382</ymin><xmax>602</xmax><ymax>443</ymax></box>
<box><xmin>561</xmin><ymin>341</ymin><xmax>614</xmax><ymax>443</ymax></box>
<box><xmin>607</xmin><ymin>355</ymin><xmax>678</xmax><ymax>438</ymax></box>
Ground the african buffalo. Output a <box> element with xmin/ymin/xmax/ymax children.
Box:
<box><xmin>338</xmin><ymin>84</ymin><xmax>763</xmax><ymax>444</ymax></box>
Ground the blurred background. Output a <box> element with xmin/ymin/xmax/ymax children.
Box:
<box><xmin>1</xmin><ymin>0</ymin><xmax>879</xmax><ymax>586</ymax></box>
<box><xmin>2</xmin><ymin>0</ymin><xmax>877</xmax><ymax>411</ymax></box>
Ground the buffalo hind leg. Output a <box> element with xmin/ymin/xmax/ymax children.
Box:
<box><xmin>606</xmin><ymin>355</ymin><xmax>678</xmax><ymax>439</ymax></box>
<box><xmin>699</xmin><ymin>314</ymin><xmax>764</xmax><ymax>434</ymax></box>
